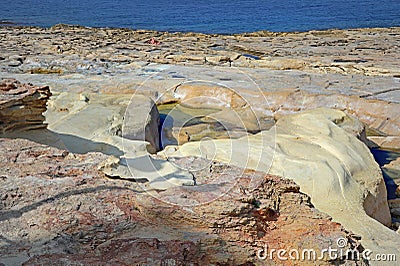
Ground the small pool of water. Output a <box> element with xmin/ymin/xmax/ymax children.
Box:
<box><xmin>370</xmin><ymin>148</ymin><xmax>400</xmax><ymax>200</ymax></box>
<box><xmin>157</xmin><ymin>102</ymin><xmax>274</xmax><ymax>148</ymax></box>
<box><xmin>158</xmin><ymin>103</ymin><xmax>224</xmax><ymax>147</ymax></box>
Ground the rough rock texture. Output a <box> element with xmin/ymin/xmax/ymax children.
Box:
<box><xmin>100</xmin><ymin>153</ymin><xmax>196</xmax><ymax>190</ymax></box>
<box><xmin>0</xmin><ymin>138</ymin><xmax>356</xmax><ymax>265</ymax></box>
<box><xmin>168</xmin><ymin>108</ymin><xmax>399</xmax><ymax>257</ymax></box>
<box><xmin>0</xmin><ymin>25</ymin><xmax>399</xmax><ymax>265</ymax></box>
<box><xmin>0</xmin><ymin>25</ymin><xmax>399</xmax><ymax>77</ymax></box>
<box><xmin>383</xmin><ymin>156</ymin><xmax>400</xmax><ymax>201</ymax></box>
<box><xmin>0</xmin><ymin>78</ymin><xmax>51</xmax><ymax>133</ymax></box>
<box><xmin>2</xmin><ymin>87</ymin><xmax>194</xmax><ymax>190</ymax></box>
<box><xmin>368</xmin><ymin>136</ymin><xmax>400</xmax><ymax>150</ymax></box>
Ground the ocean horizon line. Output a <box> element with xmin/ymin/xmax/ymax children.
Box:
<box><xmin>2</xmin><ymin>22</ymin><xmax>400</xmax><ymax>36</ymax></box>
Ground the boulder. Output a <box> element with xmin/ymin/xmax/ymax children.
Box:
<box><xmin>0</xmin><ymin>78</ymin><xmax>51</xmax><ymax>133</ymax></box>
<box><xmin>44</xmin><ymin>92</ymin><xmax>160</xmax><ymax>154</ymax></box>
<box><xmin>122</xmin><ymin>95</ymin><xmax>160</xmax><ymax>153</ymax></box>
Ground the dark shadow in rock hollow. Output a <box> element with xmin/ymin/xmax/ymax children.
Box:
<box><xmin>1</xmin><ymin>128</ymin><xmax>123</xmax><ymax>156</ymax></box>
<box><xmin>159</xmin><ymin>113</ymin><xmax>177</xmax><ymax>148</ymax></box>
<box><xmin>370</xmin><ymin>148</ymin><xmax>400</xmax><ymax>200</ymax></box>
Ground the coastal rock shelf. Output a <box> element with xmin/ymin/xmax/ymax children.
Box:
<box><xmin>0</xmin><ymin>78</ymin><xmax>51</xmax><ymax>133</ymax></box>
<box><xmin>0</xmin><ymin>25</ymin><xmax>399</xmax><ymax>265</ymax></box>
<box><xmin>0</xmin><ymin>25</ymin><xmax>399</xmax><ymax>77</ymax></box>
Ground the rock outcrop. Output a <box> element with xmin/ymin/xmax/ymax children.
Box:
<box><xmin>0</xmin><ymin>79</ymin><xmax>51</xmax><ymax>133</ymax></box>
<box><xmin>1</xmin><ymin>25</ymin><xmax>399</xmax><ymax>77</ymax></box>
<box><xmin>165</xmin><ymin>83</ymin><xmax>400</xmax><ymax>137</ymax></box>
<box><xmin>122</xmin><ymin>95</ymin><xmax>160</xmax><ymax>152</ymax></box>
<box><xmin>0</xmin><ymin>138</ymin><xmax>356</xmax><ymax>265</ymax></box>
<box><xmin>167</xmin><ymin>108</ymin><xmax>399</xmax><ymax>257</ymax></box>
<box><xmin>1</xmin><ymin>25</ymin><xmax>399</xmax><ymax>265</ymax></box>
<box><xmin>44</xmin><ymin>92</ymin><xmax>160</xmax><ymax>154</ymax></box>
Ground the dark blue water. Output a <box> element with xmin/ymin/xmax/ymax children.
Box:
<box><xmin>1</xmin><ymin>0</ymin><xmax>399</xmax><ymax>33</ymax></box>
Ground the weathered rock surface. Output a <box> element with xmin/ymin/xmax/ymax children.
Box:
<box><xmin>0</xmin><ymin>138</ymin><xmax>356</xmax><ymax>265</ymax></box>
<box><xmin>122</xmin><ymin>95</ymin><xmax>160</xmax><ymax>152</ymax></box>
<box><xmin>1</xmin><ymin>61</ymin><xmax>398</xmax><ymax>138</ymax></box>
<box><xmin>1</xmin><ymin>25</ymin><xmax>399</xmax><ymax>77</ymax></box>
<box><xmin>0</xmin><ymin>78</ymin><xmax>51</xmax><ymax>133</ymax></box>
<box><xmin>45</xmin><ymin>92</ymin><xmax>161</xmax><ymax>154</ymax></box>
<box><xmin>368</xmin><ymin>136</ymin><xmax>400</xmax><ymax>150</ymax></box>
<box><xmin>167</xmin><ymin>108</ymin><xmax>399</xmax><ymax>257</ymax></box>
<box><xmin>164</xmin><ymin>82</ymin><xmax>400</xmax><ymax>137</ymax></box>
<box><xmin>0</xmin><ymin>25</ymin><xmax>399</xmax><ymax>265</ymax></box>
<box><xmin>383</xmin><ymin>156</ymin><xmax>400</xmax><ymax>200</ymax></box>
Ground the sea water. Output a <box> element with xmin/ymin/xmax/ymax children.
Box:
<box><xmin>1</xmin><ymin>0</ymin><xmax>399</xmax><ymax>33</ymax></box>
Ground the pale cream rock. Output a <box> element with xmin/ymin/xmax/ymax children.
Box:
<box><xmin>122</xmin><ymin>95</ymin><xmax>160</xmax><ymax>153</ymax></box>
<box><xmin>254</xmin><ymin>58</ymin><xmax>307</xmax><ymax>70</ymax></box>
<box><xmin>165</xmin><ymin>108</ymin><xmax>399</xmax><ymax>259</ymax></box>
<box><xmin>99</xmin><ymin>141</ymin><xmax>195</xmax><ymax>190</ymax></box>
<box><xmin>44</xmin><ymin>92</ymin><xmax>194</xmax><ymax>189</ymax></box>
<box><xmin>45</xmin><ymin>92</ymin><xmax>160</xmax><ymax>153</ymax></box>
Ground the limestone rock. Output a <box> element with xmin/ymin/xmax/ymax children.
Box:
<box><xmin>368</xmin><ymin>136</ymin><xmax>400</xmax><ymax>150</ymax></box>
<box><xmin>102</xmin><ymin>154</ymin><xmax>195</xmax><ymax>190</ymax></box>
<box><xmin>168</xmin><ymin>108</ymin><xmax>399</xmax><ymax>257</ymax></box>
<box><xmin>122</xmin><ymin>95</ymin><xmax>160</xmax><ymax>153</ymax></box>
<box><xmin>384</xmin><ymin>157</ymin><xmax>400</xmax><ymax>172</ymax></box>
<box><xmin>382</xmin><ymin>157</ymin><xmax>400</xmax><ymax>199</ymax></box>
<box><xmin>44</xmin><ymin>92</ymin><xmax>160</xmax><ymax>154</ymax></box>
<box><xmin>160</xmin><ymin>81</ymin><xmax>400</xmax><ymax>137</ymax></box>
<box><xmin>0</xmin><ymin>79</ymin><xmax>51</xmax><ymax>133</ymax></box>
<box><xmin>391</xmin><ymin>208</ymin><xmax>400</xmax><ymax>217</ymax></box>
<box><xmin>205</xmin><ymin>55</ymin><xmax>230</xmax><ymax>65</ymax></box>
<box><xmin>255</xmin><ymin>58</ymin><xmax>307</xmax><ymax>70</ymax></box>
<box><xmin>0</xmin><ymin>138</ymin><xmax>354</xmax><ymax>265</ymax></box>
<box><xmin>1</xmin><ymin>26</ymin><xmax>399</xmax><ymax>76</ymax></box>
<box><xmin>389</xmin><ymin>198</ymin><xmax>400</xmax><ymax>209</ymax></box>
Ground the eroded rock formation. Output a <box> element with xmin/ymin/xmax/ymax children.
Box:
<box><xmin>0</xmin><ymin>138</ymin><xmax>355</xmax><ymax>265</ymax></box>
<box><xmin>1</xmin><ymin>25</ymin><xmax>399</xmax><ymax>77</ymax></box>
<box><xmin>0</xmin><ymin>78</ymin><xmax>51</xmax><ymax>133</ymax></box>
<box><xmin>1</xmin><ymin>25</ymin><xmax>399</xmax><ymax>265</ymax></box>
<box><xmin>168</xmin><ymin>108</ymin><xmax>399</xmax><ymax>257</ymax></box>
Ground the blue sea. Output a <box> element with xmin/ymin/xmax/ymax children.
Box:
<box><xmin>0</xmin><ymin>0</ymin><xmax>399</xmax><ymax>33</ymax></box>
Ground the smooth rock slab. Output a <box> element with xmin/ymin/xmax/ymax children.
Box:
<box><xmin>45</xmin><ymin>92</ymin><xmax>160</xmax><ymax>154</ymax></box>
<box><xmin>122</xmin><ymin>94</ymin><xmax>160</xmax><ymax>153</ymax></box>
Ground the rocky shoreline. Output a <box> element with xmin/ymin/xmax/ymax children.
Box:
<box><xmin>1</xmin><ymin>24</ymin><xmax>399</xmax><ymax>77</ymax></box>
<box><xmin>0</xmin><ymin>25</ymin><xmax>399</xmax><ymax>265</ymax></box>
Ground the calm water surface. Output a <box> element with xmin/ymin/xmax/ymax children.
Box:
<box><xmin>0</xmin><ymin>0</ymin><xmax>399</xmax><ymax>33</ymax></box>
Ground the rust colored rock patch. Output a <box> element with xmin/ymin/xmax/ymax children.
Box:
<box><xmin>0</xmin><ymin>138</ymin><xmax>357</xmax><ymax>265</ymax></box>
